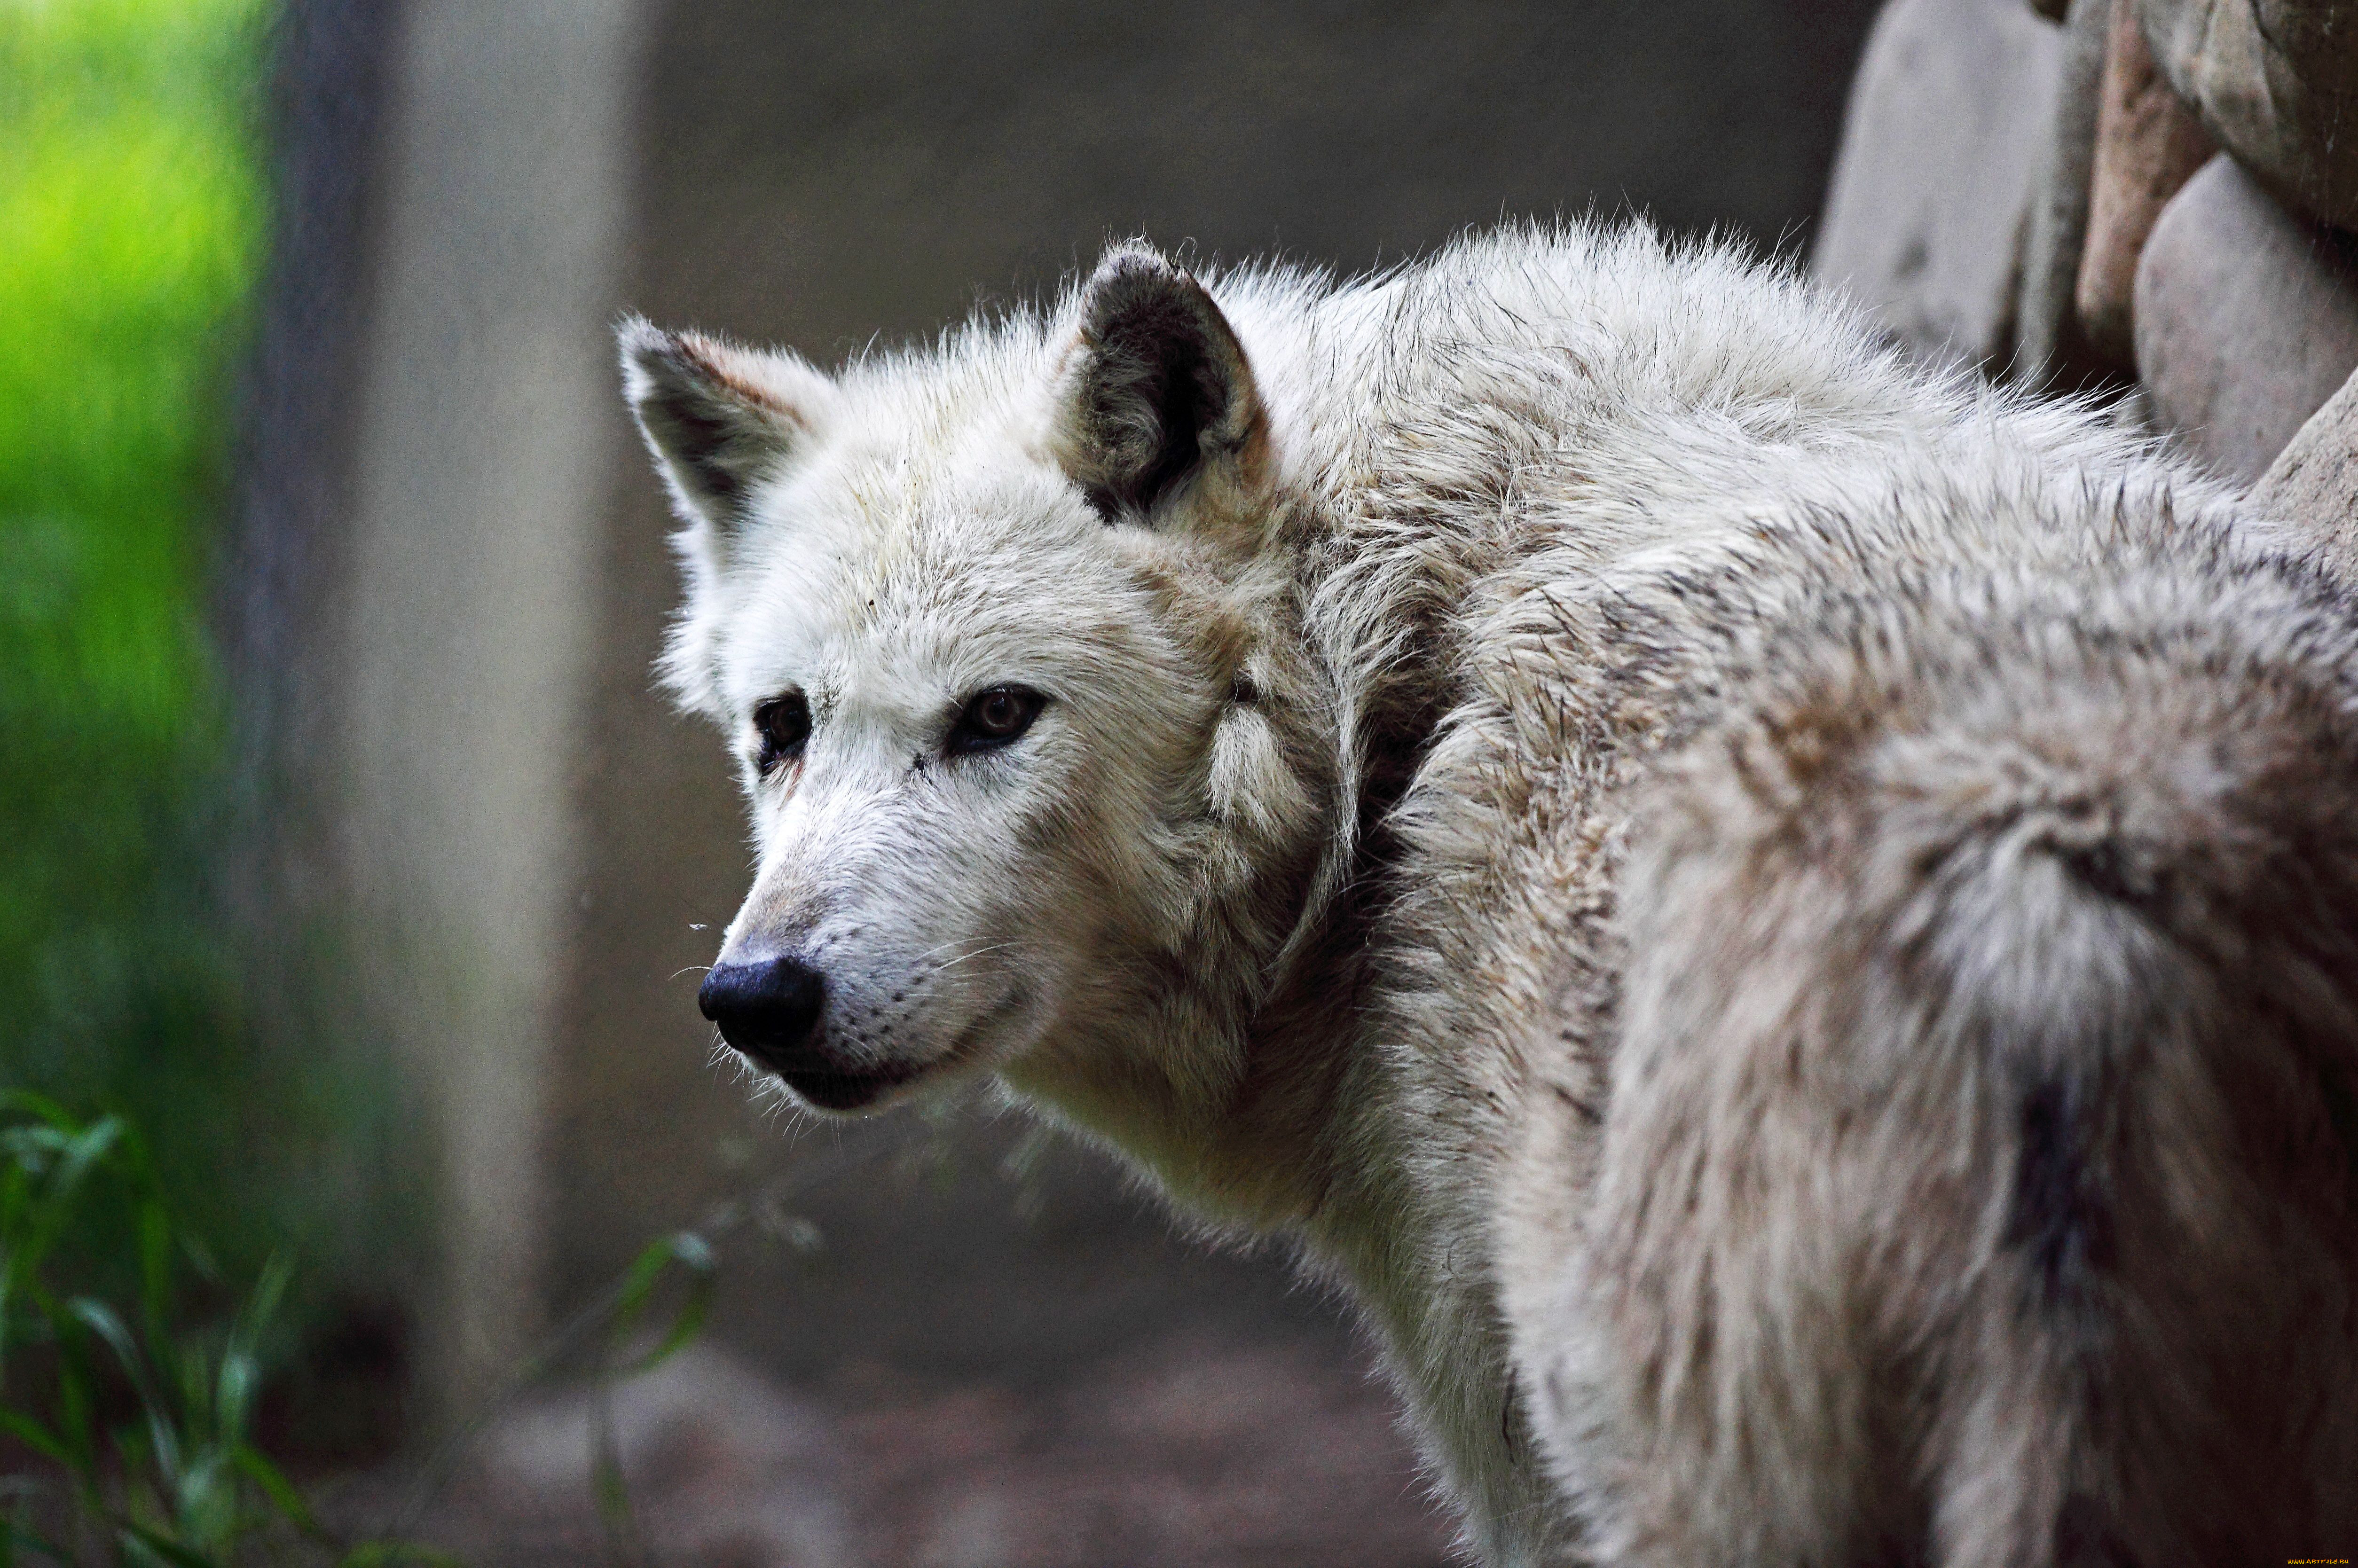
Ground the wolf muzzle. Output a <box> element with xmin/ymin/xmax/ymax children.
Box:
<box><xmin>696</xmin><ymin>955</ymin><xmax>916</xmax><ymax>1111</ymax></box>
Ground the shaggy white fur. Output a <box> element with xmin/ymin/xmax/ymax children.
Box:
<box><xmin>623</xmin><ymin>222</ymin><xmax>2358</xmax><ymax>1566</ymax></box>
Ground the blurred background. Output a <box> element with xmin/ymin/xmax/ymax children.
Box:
<box><xmin>1</xmin><ymin>1</ymin><xmax>1880</xmax><ymax>1562</ymax></box>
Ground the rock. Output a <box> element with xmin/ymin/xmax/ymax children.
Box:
<box><xmin>1816</xmin><ymin>0</ymin><xmax>2065</xmax><ymax>370</ymax></box>
<box><xmin>2014</xmin><ymin>0</ymin><xmax>2114</xmax><ymax>385</ymax></box>
<box><xmin>2074</xmin><ymin>0</ymin><xmax>2214</xmax><ymax>365</ymax></box>
<box><xmin>2252</xmin><ymin>364</ymin><xmax>2358</xmax><ymax>583</ymax></box>
<box><xmin>2135</xmin><ymin>153</ymin><xmax>2358</xmax><ymax>482</ymax></box>
<box><xmin>2134</xmin><ymin>0</ymin><xmax>2358</xmax><ymax>230</ymax></box>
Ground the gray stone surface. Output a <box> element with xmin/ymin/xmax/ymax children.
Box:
<box><xmin>2135</xmin><ymin>0</ymin><xmax>2358</xmax><ymax>229</ymax></box>
<box><xmin>2075</xmin><ymin>0</ymin><xmax>2213</xmax><ymax>365</ymax></box>
<box><xmin>2253</xmin><ymin>364</ymin><xmax>2358</xmax><ymax>583</ymax></box>
<box><xmin>2016</xmin><ymin>0</ymin><xmax>2114</xmax><ymax>384</ymax></box>
<box><xmin>2135</xmin><ymin>153</ymin><xmax>2358</xmax><ymax>481</ymax></box>
<box><xmin>1816</xmin><ymin>0</ymin><xmax>2065</xmax><ymax>368</ymax></box>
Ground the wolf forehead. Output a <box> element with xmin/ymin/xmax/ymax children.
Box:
<box><xmin>619</xmin><ymin>247</ymin><xmax>1280</xmax><ymax>720</ymax></box>
<box><xmin>636</xmin><ymin>323</ymin><xmax>1076</xmax><ymax>552</ymax></box>
<box><xmin>708</xmin><ymin>466</ymin><xmax>1123</xmax><ymax>674</ymax></box>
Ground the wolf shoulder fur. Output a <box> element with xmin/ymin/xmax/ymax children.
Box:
<box><xmin>621</xmin><ymin>221</ymin><xmax>2358</xmax><ymax>1566</ymax></box>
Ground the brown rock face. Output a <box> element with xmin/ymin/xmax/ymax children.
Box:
<box><xmin>2074</xmin><ymin>0</ymin><xmax>2215</xmax><ymax>364</ymax></box>
<box><xmin>2253</xmin><ymin>366</ymin><xmax>2358</xmax><ymax>582</ymax></box>
<box><xmin>2134</xmin><ymin>0</ymin><xmax>2358</xmax><ymax>229</ymax></box>
<box><xmin>1816</xmin><ymin>0</ymin><xmax>2064</xmax><ymax>369</ymax></box>
<box><xmin>2135</xmin><ymin>153</ymin><xmax>2358</xmax><ymax>481</ymax></box>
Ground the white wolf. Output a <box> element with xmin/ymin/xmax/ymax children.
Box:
<box><xmin>621</xmin><ymin>223</ymin><xmax>2358</xmax><ymax>1566</ymax></box>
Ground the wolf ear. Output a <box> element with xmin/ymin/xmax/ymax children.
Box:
<box><xmin>619</xmin><ymin>317</ymin><xmax>833</xmax><ymax>536</ymax></box>
<box><xmin>1053</xmin><ymin>246</ymin><xmax>1266</xmax><ymax>525</ymax></box>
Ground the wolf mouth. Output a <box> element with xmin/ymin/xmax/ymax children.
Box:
<box><xmin>780</xmin><ymin>986</ymin><xmax>1029</xmax><ymax>1113</ymax></box>
<box><xmin>776</xmin><ymin>1060</ymin><xmax>920</xmax><ymax>1112</ymax></box>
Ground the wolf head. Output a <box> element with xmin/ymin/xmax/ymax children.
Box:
<box><xmin>621</xmin><ymin>246</ymin><xmax>1331</xmax><ymax>1117</ymax></box>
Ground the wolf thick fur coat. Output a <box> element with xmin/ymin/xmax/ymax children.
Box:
<box><xmin>622</xmin><ymin>223</ymin><xmax>2358</xmax><ymax>1566</ymax></box>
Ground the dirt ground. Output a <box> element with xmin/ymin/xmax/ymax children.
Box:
<box><xmin>361</xmin><ymin>1333</ymin><xmax>1454</xmax><ymax>1568</ymax></box>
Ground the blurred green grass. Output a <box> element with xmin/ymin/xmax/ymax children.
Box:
<box><xmin>0</xmin><ymin>0</ymin><xmax>369</xmax><ymax>1295</ymax></box>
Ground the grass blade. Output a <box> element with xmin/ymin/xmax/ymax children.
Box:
<box><xmin>230</xmin><ymin>1444</ymin><xmax>325</xmax><ymax>1541</ymax></box>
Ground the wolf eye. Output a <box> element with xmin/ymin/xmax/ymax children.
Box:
<box><xmin>948</xmin><ymin>685</ymin><xmax>1045</xmax><ymax>754</ymax></box>
<box><xmin>753</xmin><ymin>692</ymin><xmax>811</xmax><ymax>773</ymax></box>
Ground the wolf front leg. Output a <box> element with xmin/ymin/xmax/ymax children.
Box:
<box><xmin>1503</xmin><ymin>618</ymin><xmax>2358</xmax><ymax>1567</ymax></box>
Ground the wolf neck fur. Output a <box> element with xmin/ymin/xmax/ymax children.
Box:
<box><xmin>1010</xmin><ymin>434</ymin><xmax>1511</xmax><ymax>1273</ymax></box>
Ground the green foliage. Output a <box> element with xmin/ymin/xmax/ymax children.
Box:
<box><xmin>0</xmin><ymin>0</ymin><xmax>408</xmax><ymax>1306</ymax></box>
<box><xmin>0</xmin><ymin>1086</ymin><xmax>749</xmax><ymax>1568</ymax></box>
<box><xmin>0</xmin><ymin>0</ymin><xmax>268</xmax><ymax>1042</ymax></box>
<box><xmin>0</xmin><ymin>1095</ymin><xmax>448</xmax><ymax>1568</ymax></box>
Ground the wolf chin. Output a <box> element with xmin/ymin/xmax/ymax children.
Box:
<box><xmin>621</xmin><ymin>223</ymin><xmax>2358</xmax><ymax>1566</ymax></box>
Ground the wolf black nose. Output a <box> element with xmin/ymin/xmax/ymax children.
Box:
<box><xmin>699</xmin><ymin>956</ymin><xmax>825</xmax><ymax>1071</ymax></box>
